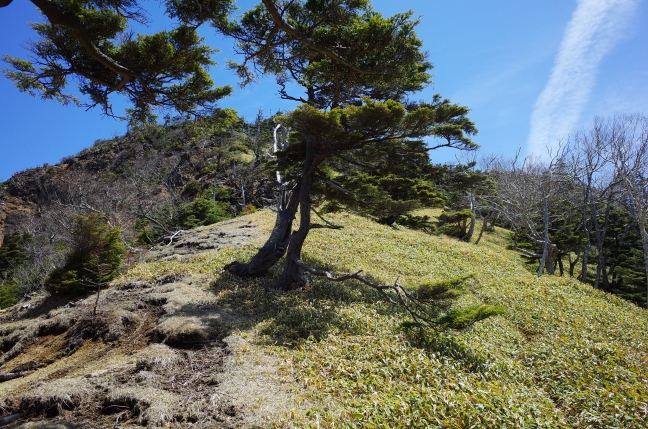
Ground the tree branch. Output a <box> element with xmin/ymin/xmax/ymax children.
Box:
<box><xmin>293</xmin><ymin>259</ymin><xmax>437</xmax><ymax>326</ymax></box>
<box><xmin>310</xmin><ymin>206</ymin><xmax>343</xmax><ymax>230</ymax></box>
<box><xmin>29</xmin><ymin>0</ymin><xmax>142</xmax><ymax>82</ymax></box>
<box><xmin>0</xmin><ymin>371</ymin><xmax>29</xmax><ymax>382</ymax></box>
<box><xmin>261</xmin><ymin>0</ymin><xmax>372</xmax><ymax>75</ymax></box>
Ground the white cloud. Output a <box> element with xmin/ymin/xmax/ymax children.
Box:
<box><xmin>527</xmin><ymin>0</ymin><xmax>637</xmax><ymax>157</ymax></box>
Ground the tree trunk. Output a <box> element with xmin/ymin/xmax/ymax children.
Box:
<box><xmin>538</xmin><ymin>186</ymin><xmax>550</xmax><ymax>277</ymax></box>
<box><xmin>592</xmin><ymin>198</ymin><xmax>611</xmax><ymax>290</ymax></box>
<box><xmin>641</xmin><ymin>229</ymin><xmax>648</xmax><ymax>309</ymax></box>
<box><xmin>474</xmin><ymin>213</ymin><xmax>490</xmax><ymax>245</ymax></box>
<box><xmin>580</xmin><ymin>189</ymin><xmax>592</xmax><ymax>283</ymax></box>
<box><xmin>569</xmin><ymin>250</ymin><xmax>580</xmax><ymax>278</ymax></box>
<box><xmin>275</xmin><ymin>138</ymin><xmax>317</xmax><ymax>290</ymax></box>
<box><xmin>226</xmin><ymin>183</ymin><xmax>301</xmax><ymax>277</ymax></box>
<box><xmin>463</xmin><ymin>215</ymin><xmax>476</xmax><ymax>242</ymax></box>
<box><xmin>462</xmin><ymin>197</ymin><xmax>476</xmax><ymax>242</ymax></box>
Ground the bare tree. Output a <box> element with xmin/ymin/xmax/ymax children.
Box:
<box><xmin>599</xmin><ymin>114</ymin><xmax>648</xmax><ymax>307</ymax></box>
<box><xmin>482</xmin><ymin>147</ymin><xmax>573</xmax><ymax>276</ymax></box>
<box><xmin>566</xmin><ymin>124</ymin><xmax>618</xmax><ymax>285</ymax></box>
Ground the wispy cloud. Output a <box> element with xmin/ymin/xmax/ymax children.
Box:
<box><xmin>527</xmin><ymin>0</ymin><xmax>637</xmax><ymax>157</ymax></box>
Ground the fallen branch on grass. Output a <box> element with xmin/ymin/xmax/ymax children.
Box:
<box><xmin>293</xmin><ymin>258</ymin><xmax>503</xmax><ymax>330</ymax></box>
<box><xmin>0</xmin><ymin>413</ymin><xmax>22</xmax><ymax>427</ymax></box>
<box><xmin>0</xmin><ymin>371</ymin><xmax>29</xmax><ymax>383</ymax></box>
<box><xmin>293</xmin><ymin>259</ymin><xmax>437</xmax><ymax>327</ymax></box>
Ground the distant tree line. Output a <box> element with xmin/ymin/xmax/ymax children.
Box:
<box><xmin>464</xmin><ymin>114</ymin><xmax>648</xmax><ymax>308</ymax></box>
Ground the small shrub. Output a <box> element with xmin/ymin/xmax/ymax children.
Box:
<box><xmin>438</xmin><ymin>209</ymin><xmax>474</xmax><ymax>237</ymax></box>
<box><xmin>0</xmin><ymin>232</ymin><xmax>33</xmax><ymax>277</ymax></box>
<box><xmin>181</xmin><ymin>180</ymin><xmax>202</xmax><ymax>199</ymax></box>
<box><xmin>0</xmin><ymin>282</ymin><xmax>20</xmax><ymax>309</ymax></box>
<box><xmin>239</xmin><ymin>205</ymin><xmax>257</xmax><ymax>215</ymax></box>
<box><xmin>0</xmin><ymin>232</ymin><xmax>36</xmax><ymax>308</ymax></box>
<box><xmin>178</xmin><ymin>198</ymin><xmax>230</xmax><ymax>229</ymax></box>
<box><xmin>46</xmin><ymin>213</ymin><xmax>126</xmax><ymax>295</ymax></box>
<box><xmin>396</xmin><ymin>214</ymin><xmax>435</xmax><ymax>233</ymax></box>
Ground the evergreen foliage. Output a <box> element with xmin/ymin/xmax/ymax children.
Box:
<box><xmin>0</xmin><ymin>232</ymin><xmax>33</xmax><ymax>277</ymax></box>
<box><xmin>47</xmin><ymin>213</ymin><xmax>126</xmax><ymax>295</ymax></box>
<box><xmin>0</xmin><ymin>232</ymin><xmax>34</xmax><ymax>308</ymax></box>
<box><xmin>2</xmin><ymin>0</ymin><xmax>235</xmax><ymax>121</ymax></box>
<box><xmin>438</xmin><ymin>209</ymin><xmax>474</xmax><ymax>238</ymax></box>
<box><xmin>177</xmin><ymin>196</ymin><xmax>230</xmax><ymax>229</ymax></box>
<box><xmin>603</xmin><ymin>208</ymin><xmax>647</xmax><ymax>306</ymax></box>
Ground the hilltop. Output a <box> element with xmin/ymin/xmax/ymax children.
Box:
<box><xmin>1</xmin><ymin>208</ymin><xmax>647</xmax><ymax>428</ymax></box>
<box><xmin>0</xmin><ymin>111</ymin><xmax>274</xmax><ymax>248</ymax></box>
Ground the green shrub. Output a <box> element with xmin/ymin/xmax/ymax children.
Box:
<box><xmin>0</xmin><ymin>232</ymin><xmax>35</xmax><ymax>308</ymax></box>
<box><xmin>46</xmin><ymin>213</ymin><xmax>126</xmax><ymax>295</ymax></box>
<box><xmin>0</xmin><ymin>232</ymin><xmax>33</xmax><ymax>277</ymax></box>
<box><xmin>0</xmin><ymin>282</ymin><xmax>20</xmax><ymax>309</ymax></box>
<box><xmin>239</xmin><ymin>205</ymin><xmax>257</xmax><ymax>215</ymax></box>
<box><xmin>178</xmin><ymin>197</ymin><xmax>230</xmax><ymax>229</ymax></box>
<box><xmin>438</xmin><ymin>209</ymin><xmax>474</xmax><ymax>237</ymax></box>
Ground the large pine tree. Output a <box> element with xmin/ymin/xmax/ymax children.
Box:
<box><xmin>221</xmin><ymin>1</ymin><xmax>478</xmax><ymax>288</ymax></box>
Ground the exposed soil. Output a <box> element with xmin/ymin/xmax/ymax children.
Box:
<box><xmin>0</xmin><ymin>214</ymin><xmax>300</xmax><ymax>428</ymax></box>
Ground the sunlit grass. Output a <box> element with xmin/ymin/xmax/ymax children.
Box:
<box><xmin>120</xmin><ymin>209</ymin><xmax>648</xmax><ymax>428</ymax></box>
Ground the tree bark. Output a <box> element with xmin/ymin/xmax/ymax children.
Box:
<box><xmin>0</xmin><ymin>371</ymin><xmax>28</xmax><ymax>382</ymax></box>
<box><xmin>226</xmin><ymin>184</ymin><xmax>301</xmax><ymax>277</ymax></box>
<box><xmin>275</xmin><ymin>137</ymin><xmax>317</xmax><ymax>290</ymax></box>
<box><xmin>580</xmin><ymin>188</ymin><xmax>592</xmax><ymax>283</ymax></box>
<box><xmin>474</xmin><ymin>213</ymin><xmax>490</xmax><ymax>245</ymax></box>
<box><xmin>462</xmin><ymin>197</ymin><xmax>476</xmax><ymax>242</ymax></box>
<box><xmin>592</xmin><ymin>198</ymin><xmax>611</xmax><ymax>290</ymax></box>
<box><xmin>538</xmin><ymin>186</ymin><xmax>551</xmax><ymax>276</ymax></box>
<box><xmin>569</xmin><ymin>250</ymin><xmax>580</xmax><ymax>278</ymax></box>
<box><xmin>641</xmin><ymin>230</ymin><xmax>648</xmax><ymax>309</ymax></box>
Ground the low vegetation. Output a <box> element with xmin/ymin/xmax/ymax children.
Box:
<box><xmin>1</xmin><ymin>0</ymin><xmax>645</xmax><ymax>425</ymax></box>
<box><xmin>2</xmin><ymin>209</ymin><xmax>640</xmax><ymax>427</ymax></box>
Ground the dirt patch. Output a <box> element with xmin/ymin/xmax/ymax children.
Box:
<box><xmin>142</xmin><ymin>216</ymin><xmax>267</xmax><ymax>262</ymax></box>
<box><xmin>0</xmin><ymin>212</ymin><xmax>305</xmax><ymax>427</ymax></box>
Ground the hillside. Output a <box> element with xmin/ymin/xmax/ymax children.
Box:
<box><xmin>1</xmin><ymin>209</ymin><xmax>646</xmax><ymax>428</ymax></box>
<box><xmin>0</xmin><ymin>112</ymin><xmax>274</xmax><ymax>247</ymax></box>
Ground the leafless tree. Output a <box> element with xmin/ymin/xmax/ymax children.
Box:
<box><xmin>597</xmin><ymin>114</ymin><xmax>648</xmax><ymax>307</ymax></box>
<box><xmin>482</xmin><ymin>146</ymin><xmax>573</xmax><ymax>276</ymax></box>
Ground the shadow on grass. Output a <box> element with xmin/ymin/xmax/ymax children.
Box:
<box><xmin>161</xmin><ymin>254</ymin><xmax>396</xmax><ymax>347</ymax></box>
<box><xmin>2</xmin><ymin>293</ymin><xmax>78</xmax><ymax>322</ymax></box>
<box><xmin>170</xmin><ymin>254</ymin><xmax>497</xmax><ymax>374</ymax></box>
<box><xmin>400</xmin><ymin>325</ymin><xmax>494</xmax><ymax>374</ymax></box>
<box><xmin>210</xmin><ymin>265</ymin><xmax>388</xmax><ymax>345</ymax></box>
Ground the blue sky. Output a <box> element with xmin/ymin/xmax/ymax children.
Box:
<box><xmin>1</xmin><ymin>0</ymin><xmax>647</xmax><ymax>181</ymax></box>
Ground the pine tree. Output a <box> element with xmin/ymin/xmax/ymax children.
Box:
<box><xmin>223</xmin><ymin>1</ymin><xmax>478</xmax><ymax>290</ymax></box>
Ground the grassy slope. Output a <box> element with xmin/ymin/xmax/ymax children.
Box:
<box><xmin>123</xmin><ymin>209</ymin><xmax>648</xmax><ymax>428</ymax></box>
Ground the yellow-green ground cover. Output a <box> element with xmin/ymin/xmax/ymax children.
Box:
<box><xmin>124</xmin><ymin>210</ymin><xmax>648</xmax><ymax>428</ymax></box>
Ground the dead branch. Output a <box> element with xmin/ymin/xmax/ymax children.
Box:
<box><xmin>0</xmin><ymin>371</ymin><xmax>29</xmax><ymax>383</ymax></box>
<box><xmin>0</xmin><ymin>413</ymin><xmax>22</xmax><ymax>427</ymax></box>
<box><xmin>293</xmin><ymin>259</ymin><xmax>437</xmax><ymax>327</ymax></box>
<box><xmin>166</xmin><ymin>229</ymin><xmax>185</xmax><ymax>246</ymax></box>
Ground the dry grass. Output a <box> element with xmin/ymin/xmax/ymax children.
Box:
<box><xmin>218</xmin><ymin>334</ymin><xmax>308</xmax><ymax>428</ymax></box>
<box><xmin>16</xmin><ymin>377</ymin><xmax>93</xmax><ymax>417</ymax></box>
<box><xmin>105</xmin><ymin>386</ymin><xmax>181</xmax><ymax>425</ymax></box>
<box><xmin>134</xmin><ymin>343</ymin><xmax>182</xmax><ymax>369</ymax></box>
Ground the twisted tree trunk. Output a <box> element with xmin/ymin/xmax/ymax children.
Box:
<box><xmin>226</xmin><ymin>184</ymin><xmax>300</xmax><ymax>277</ymax></box>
